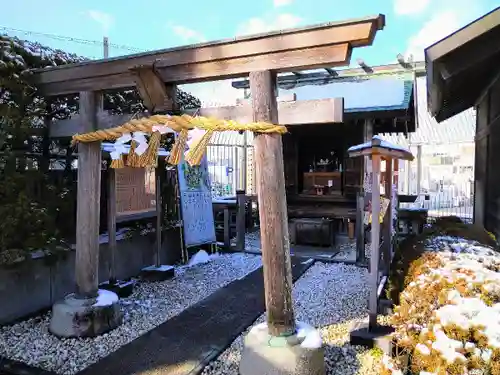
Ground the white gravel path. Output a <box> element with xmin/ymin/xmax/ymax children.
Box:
<box><xmin>0</xmin><ymin>253</ymin><xmax>262</xmax><ymax>375</ymax></box>
<box><xmin>241</xmin><ymin>230</ymin><xmax>371</xmax><ymax>262</ymax></box>
<box><xmin>202</xmin><ymin>262</ymin><xmax>383</xmax><ymax>375</ymax></box>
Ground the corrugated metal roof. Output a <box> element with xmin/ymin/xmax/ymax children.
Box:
<box><xmin>381</xmin><ymin>76</ymin><xmax>475</xmax><ymax>146</ymax></box>
<box><xmin>210</xmin><ymin>131</ymin><xmax>254</xmax><ymax>146</ymax></box>
<box><xmin>279</xmin><ymin>72</ymin><xmax>414</xmax><ymax>113</ymax></box>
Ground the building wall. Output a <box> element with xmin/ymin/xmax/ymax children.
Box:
<box><xmin>381</xmin><ymin>76</ymin><xmax>476</xmax><ymax>221</ymax></box>
<box><xmin>475</xmin><ymin>74</ymin><xmax>500</xmax><ymax>236</ymax></box>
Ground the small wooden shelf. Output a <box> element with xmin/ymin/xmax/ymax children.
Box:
<box><xmin>303</xmin><ymin>172</ymin><xmax>342</xmax><ymax>194</ymax></box>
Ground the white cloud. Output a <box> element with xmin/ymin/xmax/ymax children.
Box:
<box><xmin>181</xmin><ymin>80</ymin><xmax>244</xmax><ymax>107</ymax></box>
<box><xmin>86</xmin><ymin>10</ymin><xmax>114</xmax><ymax>33</ymax></box>
<box><xmin>170</xmin><ymin>24</ymin><xmax>206</xmax><ymax>43</ymax></box>
<box><xmin>237</xmin><ymin>13</ymin><xmax>302</xmax><ymax>35</ymax></box>
<box><xmin>274</xmin><ymin>0</ymin><xmax>293</xmax><ymax>7</ymax></box>
<box><xmin>393</xmin><ymin>0</ymin><xmax>431</xmax><ymax>15</ymax></box>
<box><xmin>404</xmin><ymin>4</ymin><xmax>486</xmax><ymax>61</ymax></box>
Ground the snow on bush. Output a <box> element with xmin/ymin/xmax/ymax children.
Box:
<box><xmin>383</xmin><ymin>233</ymin><xmax>500</xmax><ymax>375</ymax></box>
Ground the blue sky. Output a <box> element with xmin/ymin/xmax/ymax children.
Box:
<box><xmin>1</xmin><ymin>0</ymin><xmax>498</xmax><ymax>103</ymax></box>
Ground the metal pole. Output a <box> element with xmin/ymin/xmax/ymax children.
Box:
<box><xmin>243</xmin><ymin>131</ymin><xmax>248</xmax><ymax>192</ymax></box>
<box><xmin>416</xmin><ymin>145</ymin><xmax>422</xmax><ymax>194</ymax></box>
<box><xmin>103</xmin><ymin>36</ymin><xmax>109</xmax><ymax>58</ymax></box>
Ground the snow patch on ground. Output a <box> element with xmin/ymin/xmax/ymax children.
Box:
<box><xmin>92</xmin><ymin>289</ymin><xmax>119</xmax><ymax>307</ymax></box>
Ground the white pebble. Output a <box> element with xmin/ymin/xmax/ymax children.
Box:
<box><xmin>201</xmin><ymin>262</ymin><xmax>382</xmax><ymax>375</ymax></box>
<box><xmin>0</xmin><ymin>253</ymin><xmax>262</xmax><ymax>375</ymax></box>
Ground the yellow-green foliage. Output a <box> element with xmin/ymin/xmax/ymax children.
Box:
<box><xmin>383</xmin><ymin>218</ymin><xmax>500</xmax><ymax>375</ymax></box>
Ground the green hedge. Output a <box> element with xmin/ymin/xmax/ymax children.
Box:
<box><xmin>0</xmin><ymin>34</ymin><xmax>200</xmax><ymax>264</ymax></box>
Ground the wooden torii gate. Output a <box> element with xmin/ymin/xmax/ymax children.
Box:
<box><xmin>31</xmin><ymin>14</ymin><xmax>385</xmax><ymax>370</ymax></box>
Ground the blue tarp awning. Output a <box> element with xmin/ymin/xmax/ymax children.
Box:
<box><xmin>279</xmin><ymin>73</ymin><xmax>414</xmax><ymax>113</ymax></box>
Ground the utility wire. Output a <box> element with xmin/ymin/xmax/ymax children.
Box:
<box><xmin>0</xmin><ymin>25</ymin><xmax>145</xmax><ymax>53</ymax></box>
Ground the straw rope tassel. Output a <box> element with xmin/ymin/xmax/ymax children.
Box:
<box><xmin>110</xmin><ymin>155</ymin><xmax>125</xmax><ymax>169</ymax></box>
<box><xmin>168</xmin><ymin>129</ymin><xmax>189</xmax><ymax>165</ymax></box>
<box><xmin>186</xmin><ymin>130</ymin><xmax>214</xmax><ymax>166</ymax></box>
<box><xmin>139</xmin><ymin>131</ymin><xmax>161</xmax><ymax>168</ymax></box>
<box><xmin>126</xmin><ymin>140</ymin><xmax>141</xmax><ymax>167</ymax></box>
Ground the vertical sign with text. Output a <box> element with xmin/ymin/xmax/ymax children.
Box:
<box><xmin>177</xmin><ymin>130</ymin><xmax>216</xmax><ymax>247</ymax></box>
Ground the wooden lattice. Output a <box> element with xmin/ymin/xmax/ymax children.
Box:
<box><xmin>115</xmin><ymin>167</ymin><xmax>156</xmax><ymax>217</ymax></box>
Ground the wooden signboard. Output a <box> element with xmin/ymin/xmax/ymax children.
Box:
<box><xmin>115</xmin><ymin>167</ymin><xmax>156</xmax><ymax>218</ymax></box>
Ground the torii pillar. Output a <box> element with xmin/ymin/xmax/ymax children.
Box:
<box><xmin>239</xmin><ymin>72</ymin><xmax>326</xmax><ymax>374</ymax></box>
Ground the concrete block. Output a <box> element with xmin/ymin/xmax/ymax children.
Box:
<box><xmin>140</xmin><ymin>265</ymin><xmax>175</xmax><ymax>282</ymax></box>
<box><xmin>240</xmin><ymin>321</ymin><xmax>325</xmax><ymax>375</ymax></box>
<box><xmin>349</xmin><ymin>321</ymin><xmax>394</xmax><ymax>354</ymax></box>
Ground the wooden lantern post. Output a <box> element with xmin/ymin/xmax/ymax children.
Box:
<box><xmin>250</xmin><ymin>71</ymin><xmax>295</xmax><ymax>336</ymax></box>
<box><xmin>348</xmin><ymin>136</ymin><xmax>414</xmax><ymax>333</ymax></box>
<box><xmin>368</xmin><ymin>153</ymin><xmax>381</xmax><ymax>329</ymax></box>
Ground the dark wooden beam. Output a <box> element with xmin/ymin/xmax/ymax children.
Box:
<box><xmin>439</xmin><ymin>28</ymin><xmax>500</xmax><ymax>81</ymax></box>
<box><xmin>130</xmin><ymin>65</ymin><xmax>175</xmax><ymax>112</ymax></box>
<box><xmin>49</xmin><ymin>98</ymin><xmax>344</xmax><ymax>138</ymax></box>
<box><xmin>31</xmin><ymin>15</ymin><xmax>385</xmax><ymax>96</ymax></box>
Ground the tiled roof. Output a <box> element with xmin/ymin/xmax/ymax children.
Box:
<box><xmin>279</xmin><ymin>72</ymin><xmax>414</xmax><ymax>113</ymax></box>
<box><xmin>381</xmin><ymin>76</ymin><xmax>475</xmax><ymax>146</ymax></box>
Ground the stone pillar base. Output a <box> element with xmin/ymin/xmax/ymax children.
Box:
<box><xmin>49</xmin><ymin>290</ymin><xmax>122</xmax><ymax>338</ymax></box>
<box><xmin>140</xmin><ymin>265</ymin><xmax>175</xmax><ymax>282</ymax></box>
<box><xmin>240</xmin><ymin>321</ymin><xmax>326</xmax><ymax>375</ymax></box>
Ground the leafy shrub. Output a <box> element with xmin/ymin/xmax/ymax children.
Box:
<box><xmin>382</xmin><ymin>218</ymin><xmax>500</xmax><ymax>375</ymax></box>
<box><xmin>0</xmin><ymin>34</ymin><xmax>200</xmax><ymax>264</ymax></box>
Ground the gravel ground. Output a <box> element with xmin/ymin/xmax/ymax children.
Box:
<box><xmin>202</xmin><ymin>262</ymin><xmax>384</xmax><ymax>375</ymax></box>
<box><xmin>0</xmin><ymin>253</ymin><xmax>262</xmax><ymax>375</ymax></box>
<box><xmin>242</xmin><ymin>230</ymin><xmax>371</xmax><ymax>262</ymax></box>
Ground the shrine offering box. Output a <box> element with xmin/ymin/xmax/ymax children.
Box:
<box><xmin>289</xmin><ymin>218</ymin><xmax>335</xmax><ymax>247</ymax></box>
